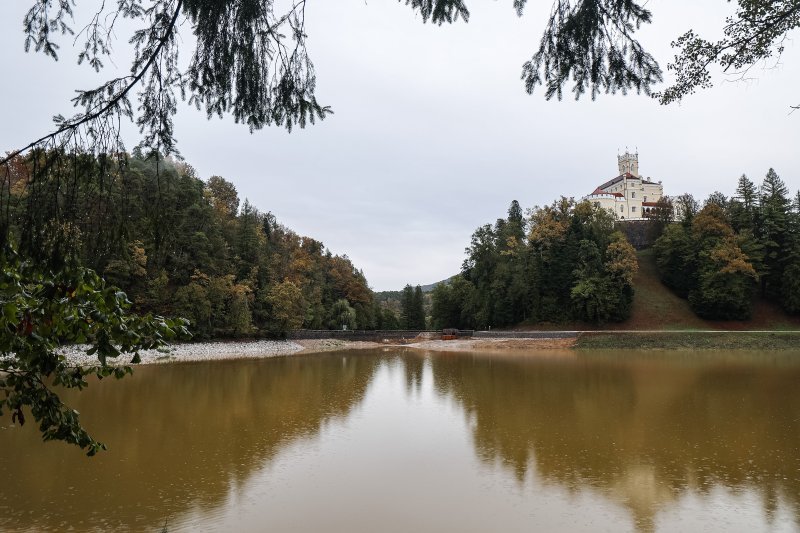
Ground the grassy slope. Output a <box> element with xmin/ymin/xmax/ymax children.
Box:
<box><xmin>522</xmin><ymin>249</ymin><xmax>800</xmax><ymax>331</ymax></box>
<box><xmin>575</xmin><ymin>331</ymin><xmax>800</xmax><ymax>350</ymax></box>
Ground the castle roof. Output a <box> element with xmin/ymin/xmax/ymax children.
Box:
<box><xmin>592</xmin><ymin>172</ymin><xmax>658</xmax><ymax>195</ymax></box>
<box><xmin>596</xmin><ymin>175</ymin><xmax>625</xmax><ymax>190</ymax></box>
<box><xmin>587</xmin><ymin>187</ymin><xmax>624</xmax><ymax>198</ymax></box>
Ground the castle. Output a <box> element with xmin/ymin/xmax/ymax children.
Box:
<box><xmin>582</xmin><ymin>152</ymin><xmax>664</xmax><ymax>220</ymax></box>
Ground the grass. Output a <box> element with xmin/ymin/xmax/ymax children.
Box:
<box><xmin>618</xmin><ymin>249</ymin><xmax>707</xmax><ymax>330</ymax></box>
<box><xmin>576</xmin><ymin>331</ymin><xmax>800</xmax><ymax>350</ymax></box>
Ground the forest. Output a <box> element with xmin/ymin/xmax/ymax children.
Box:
<box><xmin>432</xmin><ymin>168</ymin><xmax>800</xmax><ymax>328</ymax></box>
<box><xmin>431</xmin><ymin>199</ymin><xmax>639</xmax><ymax>329</ymax></box>
<box><xmin>653</xmin><ymin>170</ymin><xmax>800</xmax><ymax>320</ymax></box>
<box><xmin>2</xmin><ymin>150</ymin><xmax>393</xmax><ymax>338</ymax></box>
<box><xmin>6</xmin><ymin>151</ymin><xmax>798</xmax><ymax>336</ymax></box>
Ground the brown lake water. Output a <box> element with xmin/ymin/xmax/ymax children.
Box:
<box><xmin>1</xmin><ymin>348</ymin><xmax>800</xmax><ymax>532</ymax></box>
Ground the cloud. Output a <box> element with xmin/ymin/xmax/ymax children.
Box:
<box><xmin>1</xmin><ymin>0</ymin><xmax>798</xmax><ymax>291</ymax></box>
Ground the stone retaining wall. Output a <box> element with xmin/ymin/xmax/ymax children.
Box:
<box><xmin>473</xmin><ymin>331</ymin><xmax>578</xmax><ymax>339</ymax></box>
<box><xmin>288</xmin><ymin>330</ymin><xmax>578</xmax><ymax>341</ymax></box>
<box><xmin>616</xmin><ymin>220</ymin><xmax>653</xmax><ymax>249</ymax></box>
<box><xmin>288</xmin><ymin>330</ymin><xmax>475</xmax><ymax>341</ymax></box>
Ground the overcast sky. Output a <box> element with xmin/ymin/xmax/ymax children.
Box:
<box><xmin>2</xmin><ymin>1</ymin><xmax>799</xmax><ymax>291</ymax></box>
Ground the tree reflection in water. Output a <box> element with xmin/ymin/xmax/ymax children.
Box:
<box><xmin>428</xmin><ymin>351</ymin><xmax>800</xmax><ymax>532</ymax></box>
<box><xmin>0</xmin><ymin>353</ymin><xmax>380</xmax><ymax>531</ymax></box>
<box><xmin>3</xmin><ymin>349</ymin><xmax>800</xmax><ymax>532</ymax></box>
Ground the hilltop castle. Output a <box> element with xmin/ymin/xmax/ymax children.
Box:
<box><xmin>582</xmin><ymin>152</ymin><xmax>664</xmax><ymax>220</ymax></box>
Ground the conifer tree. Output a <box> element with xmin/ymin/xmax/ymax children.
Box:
<box><xmin>730</xmin><ymin>174</ymin><xmax>759</xmax><ymax>233</ymax></box>
<box><xmin>781</xmin><ymin>191</ymin><xmax>800</xmax><ymax>313</ymax></box>
<box><xmin>759</xmin><ymin>168</ymin><xmax>790</xmax><ymax>298</ymax></box>
<box><xmin>653</xmin><ymin>224</ymin><xmax>694</xmax><ymax>297</ymax></box>
<box><xmin>400</xmin><ymin>284</ymin><xmax>415</xmax><ymax>329</ymax></box>
<box><xmin>412</xmin><ymin>285</ymin><xmax>426</xmax><ymax>329</ymax></box>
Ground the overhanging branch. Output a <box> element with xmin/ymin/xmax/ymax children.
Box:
<box><xmin>0</xmin><ymin>0</ymin><xmax>184</xmax><ymax>167</ymax></box>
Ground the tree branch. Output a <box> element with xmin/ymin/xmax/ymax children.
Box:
<box><xmin>0</xmin><ymin>0</ymin><xmax>184</xmax><ymax>168</ymax></box>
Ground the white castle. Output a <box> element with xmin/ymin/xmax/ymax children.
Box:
<box><xmin>582</xmin><ymin>151</ymin><xmax>664</xmax><ymax>220</ymax></box>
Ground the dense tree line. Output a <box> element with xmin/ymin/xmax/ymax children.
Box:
<box><xmin>654</xmin><ymin>169</ymin><xmax>800</xmax><ymax>319</ymax></box>
<box><xmin>432</xmin><ymin>199</ymin><xmax>638</xmax><ymax>329</ymax></box>
<box><xmin>375</xmin><ymin>285</ymin><xmax>436</xmax><ymax>329</ymax></box>
<box><xmin>5</xmin><ymin>151</ymin><xmax>383</xmax><ymax>337</ymax></box>
<box><xmin>399</xmin><ymin>284</ymin><xmax>427</xmax><ymax>329</ymax></box>
<box><xmin>6</xmin><ymin>0</ymin><xmax>795</xmax><ymax>455</ymax></box>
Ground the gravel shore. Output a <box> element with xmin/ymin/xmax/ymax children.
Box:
<box><xmin>57</xmin><ymin>340</ymin><xmax>306</xmax><ymax>366</ymax></box>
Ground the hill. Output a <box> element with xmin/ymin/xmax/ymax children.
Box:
<box><xmin>419</xmin><ymin>276</ymin><xmax>457</xmax><ymax>293</ymax></box>
<box><xmin>374</xmin><ymin>276</ymin><xmax>456</xmax><ymax>317</ymax></box>
<box><xmin>6</xmin><ymin>152</ymin><xmax>375</xmax><ymax>336</ymax></box>
<box><xmin>522</xmin><ymin>249</ymin><xmax>800</xmax><ymax>331</ymax></box>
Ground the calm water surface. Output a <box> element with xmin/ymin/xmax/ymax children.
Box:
<box><xmin>2</xmin><ymin>348</ymin><xmax>800</xmax><ymax>532</ymax></box>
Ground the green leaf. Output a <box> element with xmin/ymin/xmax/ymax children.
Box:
<box><xmin>2</xmin><ymin>302</ymin><xmax>17</xmax><ymax>320</ymax></box>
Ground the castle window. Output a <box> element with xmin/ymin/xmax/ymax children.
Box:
<box><xmin>644</xmin><ymin>196</ymin><xmax>647</xmax><ymax>202</ymax></box>
<box><xmin>632</xmin><ymin>206</ymin><xmax>637</xmax><ymax>213</ymax></box>
<box><xmin>631</xmin><ymin>192</ymin><xmax>636</xmax><ymax>198</ymax></box>
<box><xmin>620</xmin><ymin>205</ymin><xmax>624</xmax><ymax>212</ymax></box>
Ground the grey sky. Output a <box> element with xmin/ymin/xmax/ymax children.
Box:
<box><xmin>2</xmin><ymin>1</ymin><xmax>798</xmax><ymax>291</ymax></box>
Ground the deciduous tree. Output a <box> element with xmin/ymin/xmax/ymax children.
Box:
<box><xmin>0</xmin><ymin>247</ymin><xmax>188</xmax><ymax>456</ymax></box>
<box><xmin>266</xmin><ymin>280</ymin><xmax>307</xmax><ymax>335</ymax></box>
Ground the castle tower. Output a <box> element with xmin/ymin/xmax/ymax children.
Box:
<box><xmin>617</xmin><ymin>151</ymin><xmax>639</xmax><ymax>177</ymax></box>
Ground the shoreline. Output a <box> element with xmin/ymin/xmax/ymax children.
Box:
<box><xmin>55</xmin><ymin>336</ymin><xmax>577</xmax><ymax>366</ymax></box>
<box><xmin>55</xmin><ymin>330</ymin><xmax>800</xmax><ymax>366</ymax></box>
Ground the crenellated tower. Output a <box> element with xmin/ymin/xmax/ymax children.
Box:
<box><xmin>617</xmin><ymin>151</ymin><xmax>639</xmax><ymax>177</ymax></box>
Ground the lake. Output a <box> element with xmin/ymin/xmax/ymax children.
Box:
<box><xmin>2</xmin><ymin>348</ymin><xmax>799</xmax><ymax>532</ymax></box>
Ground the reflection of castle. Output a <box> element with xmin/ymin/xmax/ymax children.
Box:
<box><xmin>429</xmin><ymin>353</ymin><xmax>800</xmax><ymax>533</ymax></box>
<box><xmin>583</xmin><ymin>152</ymin><xmax>664</xmax><ymax>220</ymax></box>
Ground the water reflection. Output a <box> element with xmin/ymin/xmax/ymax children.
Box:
<box><xmin>0</xmin><ymin>353</ymin><xmax>379</xmax><ymax>532</ymax></box>
<box><xmin>429</xmin><ymin>350</ymin><xmax>800</xmax><ymax>531</ymax></box>
<box><xmin>402</xmin><ymin>353</ymin><xmax>425</xmax><ymax>396</ymax></box>
<box><xmin>3</xmin><ymin>349</ymin><xmax>800</xmax><ymax>532</ymax></box>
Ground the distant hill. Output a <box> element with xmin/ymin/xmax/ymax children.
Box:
<box><xmin>377</xmin><ymin>276</ymin><xmax>458</xmax><ymax>296</ymax></box>
<box><xmin>420</xmin><ymin>275</ymin><xmax>458</xmax><ymax>293</ymax></box>
<box><xmin>374</xmin><ymin>276</ymin><xmax>458</xmax><ymax>319</ymax></box>
<box><xmin>374</xmin><ymin>276</ymin><xmax>457</xmax><ymax>314</ymax></box>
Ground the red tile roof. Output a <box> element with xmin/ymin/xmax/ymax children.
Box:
<box><xmin>586</xmin><ymin>188</ymin><xmax>624</xmax><ymax>198</ymax></box>
<box><xmin>590</xmin><ymin>173</ymin><xmax>660</xmax><ymax>196</ymax></box>
<box><xmin>596</xmin><ymin>175</ymin><xmax>625</xmax><ymax>190</ymax></box>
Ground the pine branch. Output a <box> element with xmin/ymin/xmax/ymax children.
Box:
<box><xmin>0</xmin><ymin>0</ymin><xmax>184</xmax><ymax>168</ymax></box>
